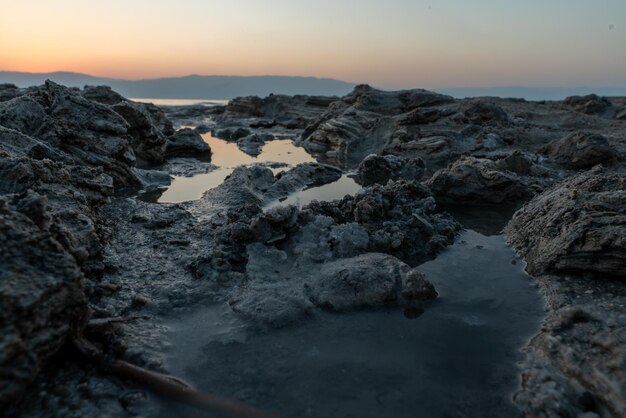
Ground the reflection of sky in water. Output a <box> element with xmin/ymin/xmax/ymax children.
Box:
<box><xmin>158</xmin><ymin>134</ymin><xmax>318</xmax><ymax>203</ymax></box>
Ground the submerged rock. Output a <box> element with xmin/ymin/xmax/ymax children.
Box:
<box><xmin>356</xmin><ymin>154</ymin><xmax>425</xmax><ymax>186</ymax></box>
<box><xmin>304</xmin><ymin>253</ymin><xmax>437</xmax><ymax>311</ymax></box>
<box><xmin>540</xmin><ymin>131</ymin><xmax>617</xmax><ymax>169</ymax></box>
<box><xmin>506</xmin><ymin>168</ymin><xmax>626</xmax><ymax>277</ymax></box>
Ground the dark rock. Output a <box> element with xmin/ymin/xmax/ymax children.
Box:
<box><xmin>426</xmin><ymin>152</ymin><xmax>556</xmax><ymax>205</ymax></box>
<box><xmin>203</xmin><ymin>163</ymin><xmax>343</xmax><ymax>208</ymax></box>
<box><xmin>213</xmin><ymin>126</ymin><xmax>252</xmax><ymax>141</ymax></box>
<box><xmin>166</xmin><ymin>128</ymin><xmax>211</xmax><ymax>157</ymax></box>
<box><xmin>111</xmin><ymin>101</ymin><xmax>167</xmax><ymax>164</ymax></box>
<box><xmin>563</xmin><ymin>94</ymin><xmax>612</xmax><ymax>115</ymax></box>
<box><xmin>540</xmin><ymin>132</ymin><xmax>616</xmax><ymax>169</ymax></box>
<box><xmin>304</xmin><ymin>253</ymin><xmax>437</xmax><ymax>311</ymax></box>
<box><xmin>356</xmin><ymin>154</ymin><xmax>425</xmax><ymax>186</ymax></box>
<box><xmin>506</xmin><ymin>168</ymin><xmax>626</xmax><ymax>277</ymax></box>
<box><xmin>236</xmin><ymin>133</ymin><xmax>274</xmax><ymax>156</ymax></box>
<box><xmin>224</xmin><ymin>94</ymin><xmax>337</xmax><ymax>129</ymax></box>
<box><xmin>24</xmin><ymin>81</ymin><xmax>138</xmax><ymax>187</ymax></box>
<box><xmin>0</xmin><ymin>83</ymin><xmax>20</xmax><ymax>102</ymax></box>
<box><xmin>460</xmin><ymin>101</ymin><xmax>510</xmax><ymax>125</ymax></box>
<box><xmin>0</xmin><ymin>194</ymin><xmax>87</xmax><ymax>407</ymax></box>
<box><xmin>304</xmin><ymin>180</ymin><xmax>459</xmax><ymax>263</ymax></box>
<box><xmin>0</xmin><ymin>96</ymin><xmax>48</xmax><ymax>137</ymax></box>
<box><xmin>300</xmin><ymin>85</ymin><xmax>454</xmax><ymax>165</ymax></box>
<box><xmin>81</xmin><ymin>85</ymin><xmax>125</xmax><ymax>105</ymax></box>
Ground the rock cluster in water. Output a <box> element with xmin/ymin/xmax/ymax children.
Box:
<box><xmin>1</xmin><ymin>81</ymin><xmax>625</xmax><ymax>418</ymax></box>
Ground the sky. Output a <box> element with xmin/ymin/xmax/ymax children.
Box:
<box><xmin>1</xmin><ymin>0</ymin><xmax>625</xmax><ymax>88</ymax></box>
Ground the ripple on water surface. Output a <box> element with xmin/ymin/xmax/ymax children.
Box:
<box><xmin>160</xmin><ymin>230</ymin><xmax>545</xmax><ymax>418</ymax></box>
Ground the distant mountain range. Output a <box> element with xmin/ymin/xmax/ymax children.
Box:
<box><xmin>1</xmin><ymin>71</ymin><xmax>625</xmax><ymax>101</ymax></box>
<box><xmin>0</xmin><ymin>71</ymin><xmax>356</xmax><ymax>99</ymax></box>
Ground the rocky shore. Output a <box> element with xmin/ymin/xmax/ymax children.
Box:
<box><xmin>0</xmin><ymin>82</ymin><xmax>624</xmax><ymax>417</ymax></box>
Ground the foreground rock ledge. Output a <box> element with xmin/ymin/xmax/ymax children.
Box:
<box><xmin>506</xmin><ymin>168</ymin><xmax>626</xmax><ymax>417</ymax></box>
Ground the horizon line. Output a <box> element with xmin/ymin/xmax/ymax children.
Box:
<box><xmin>2</xmin><ymin>69</ymin><xmax>626</xmax><ymax>92</ymax></box>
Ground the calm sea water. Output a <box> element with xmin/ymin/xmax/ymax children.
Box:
<box><xmin>130</xmin><ymin>98</ymin><xmax>229</xmax><ymax>106</ymax></box>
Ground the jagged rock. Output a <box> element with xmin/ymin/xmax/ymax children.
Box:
<box><xmin>22</xmin><ymin>81</ymin><xmax>138</xmax><ymax>186</ymax></box>
<box><xmin>224</xmin><ymin>94</ymin><xmax>336</xmax><ymax>129</ymax></box>
<box><xmin>506</xmin><ymin>168</ymin><xmax>626</xmax><ymax>277</ymax></box>
<box><xmin>0</xmin><ymin>194</ymin><xmax>87</xmax><ymax>407</ymax></box>
<box><xmin>0</xmin><ymin>83</ymin><xmax>20</xmax><ymax>102</ymax></box>
<box><xmin>81</xmin><ymin>85</ymin><xmax>125</xmax><ymax>105</ymax></box>
<box><xmin>459</xmin><ymin>101</ymin><xmax>510</xmax><ymax>125</ymax></box>
<box><xmin>616</xmin><ymin>108</ymin><xmax>626</xmax><ymax>121</ymax></box>
<box><xmin>213</xmin><ymin>126</ymin><xmax>252</xmax><ymax>141</ymax></box>
<box><xmin>0</xmin><ymin>96</ymin><xmax>48</xmax><ymax>137</ymax></box>
<box><xmin>426</xmin><ymin>152</ymin><xmax>555</xmax><ymax>205</ymax></box>
<box><xmin>165</xmin><ymin>128</ymin><xmax>211</xmax><ymax>156</ymax></box>
<box><xmin>356</xmin><ymin>154</ymin><xmax>425</xmax><ymax>186</ymax></box>
<box><xmin>111</xmin><ymin>101</ymin><xmax>167</xmax><ymax>164</ymax></box>
<box><xmin>304</xmin><ymin>180</ymin><xmax>459</xmax><ymax>263</ymax></box>
<box><xmin>540</xmin><ymin>132</ymin><xmax>616</xmax><ymax>169</ymax></box>
<box><xmin>563</xmin><ymin>94</ymin><xmax>612</xmax><ymax>115</ymax></box>
<box><xmin>300</xmin><ymin>85</ymin><xmax>454</xmax><ymax>165</ymax></box>
<box><xmin>236</xmin><ymin>133</ymin><xmax>274</xmax><ymax>156</ymax></box>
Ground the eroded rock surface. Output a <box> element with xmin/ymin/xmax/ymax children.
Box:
<box><xmin>541</xmin><ymin>131</ymin><xmax>617</xmax><ymax>169</ymax></box>
<box><xmin>356</xmin><ymin>154</ymin><xmax>425</xmax><ymax>186</ymax></box>
<box><xmin>506</xmin><ymin>168</ymin><xmax>626</xmax><ymax>417</ymax></box>
<box><xmin>507</xmin><ymin>168</ymin><xmax>625</xmax><ymax>277</ymax></box>
<box><xmin>426</xmin><ymin>151</ymin><xmax>557</xmax><ymax>205</ymax></box>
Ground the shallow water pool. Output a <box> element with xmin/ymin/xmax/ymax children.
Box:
<box><xmin>159</xmin><ymin>230</ymin><xmax>545</xmax><ymax>418</ymax></box>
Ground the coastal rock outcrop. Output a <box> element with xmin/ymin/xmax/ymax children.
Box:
<box><xmin>426</xmin><ymin>151</ymin><xmax>556</xmax><ymax>205</ymax></box>
<box><xmin>300</xmin><ymin>85</ymin><xmax>454</xmax><ymax>166</ymax></box>
<box><xmin>563</xmin><ymin>94</ymin><xmax>612</xmax><ymax>115</ymax></box>
<box><xmin>506</xmin><ymin>168</ymin><xmax>625</xmax><ymax>277</ymax></box>
<box><xmin>223</xmin><ymin>94</ymin><xmax>337</xmax><ymax>129</ymax></box>
<box><xmin>540</xmin><ymin>131</ymin><xmax>617</xmax><ymax>169</ymax></box>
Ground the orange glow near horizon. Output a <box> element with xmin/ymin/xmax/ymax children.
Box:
<box><xmin>1</xmin><ymin>0</ymin><xmax>625</xmax><ymax>88</ymax></box>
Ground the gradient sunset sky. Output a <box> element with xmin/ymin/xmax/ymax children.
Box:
<box><xmin>1</xmin><ymin>0</ymin><xmax>624</xmax><ymax>88</ymax></box>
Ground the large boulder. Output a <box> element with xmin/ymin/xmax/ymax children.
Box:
<box><xmin>165</xmin><ymin>128</ymin><xmax>211</xmax><ymax>157</ymax></box>
<box><xmin>300</xmin><ymin>85</ymin><xmax>453</xmax><ymax>165</ymax></box>
<box><xmin>426</xmin><ymin>152</ymin><xmax>555</xmax><ymax>205</ymax></box>
<box><xmin>563</xmin><ymin>94</ymin><xmax>612</xmax><ymax>115</ymax></box>
<box><xmin>540</xmin><ymin>131</ymin><xmax>616</xmax><ymax>169</ymax></box>
<box><xmin>506</xmin><ymin>168</ymin><xmax>626</xmax><ymax>277</ymax></box>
